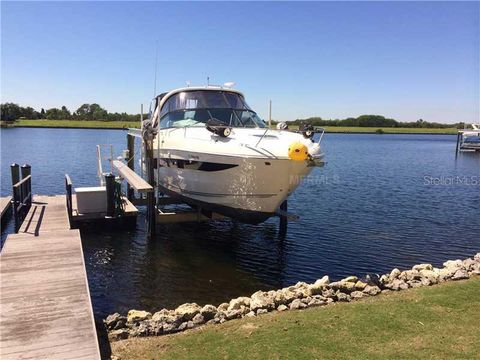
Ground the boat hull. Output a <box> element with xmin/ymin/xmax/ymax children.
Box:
<box><xmin>157</xmin><ymin>184</ymin><xmax>273</xmax><ymax>224</ymax></box>
<box><xmin>154</xmin><ymin>153</ymin><xmax>312</xmax><ymax>224</ymax></box>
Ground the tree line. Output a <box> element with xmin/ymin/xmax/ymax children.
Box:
<box><xmin>0</xmin><ymin>103</ymin><xmax>141</xmax><ymax>122</ymax></box>
<box><xmin>290</xmin><ymin>115</ymin><xmax>466</xmax><ymax>129</ymax></box>
<box><xmin>1</xmin><ymin>102</ymin><xmax>467</xmax><ymax>128</ymax></box>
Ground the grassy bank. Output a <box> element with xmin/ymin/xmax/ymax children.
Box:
<box><xmin>283</xmin><ymin>125</ymin><xmax>458</xmax><ymax>134</ymax></box>
<box><xmin>322</xmin><ymin>126</ymin><xmax>457</xmax><ymax>134</ymax></box>
<box><xmin>3</xmin><ymin>120</ymin><xmax>458</xmax><ymax>134</ymax></box>
<box><xmin>7</xmin><ymin>119</ymin><xmax>140</xmax><ymax>129</ymax></box>
<box><xmin>111</xmin><ymin>277</ymin><xmax>479</xmax><ymax>359</ymax></box>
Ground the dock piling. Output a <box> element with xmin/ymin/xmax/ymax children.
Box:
<box><xmin>21</xmin><ymin>164</ymin><xmax>32</xmax><ymax>196</ymax></box>
<box><xmin>21</xmin><ymin>163</ymin><xmax>31</xmax><ymax>178</ymax></box>
<box><xmin>145</xmin><ymin>140</ymin><xmax>156</xmax><ymax>236</ymax></box>
<box><xmin>65</xmin><ymin>174</ymin><xmax>73</xmax><ymax>226</ymax></box>
<box><xmin>127</xmin><ymin>134</ymin><xmax>135</xmax><ymax>201</ymax></box>
<box><xmin>105</xmin><ymin>173</ymin><xmax>116</xmax><ymax>217</ymax></box>
<box><xmin>10</xmin><ymin>163</ymin><xmax>19</xmax><ymax>186</ymax></box>
<box><xmin>455</xmin><ymin>132</ymin><xmax>461</xmax><ymax>155</ymax></box>
<box><xmin>11</xmin><ymin>164</ymin><xmax>32</xmax><ymax>232</ymax></box>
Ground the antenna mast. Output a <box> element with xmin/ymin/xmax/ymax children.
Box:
<box><xmin>269</xmin><ymin>100</ymin><xmax>272</xmax><ymax>128</ymax></box>
<box><xmin>153</xmin><ymin>41</ymin><xmax>159</xmax><ymax>97</ymax></box>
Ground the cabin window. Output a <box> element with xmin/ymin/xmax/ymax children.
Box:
<box><xmin>158</xmin><ymin>90</ymin><xmax>265</xmax><ymax>129</ymax></box>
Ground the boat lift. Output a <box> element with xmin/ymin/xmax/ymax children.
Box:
<box><xmin>101</xmin><ymin>126</ymin><xmax>297</xmax><ymax>237</ymax></box>
<box><xmin>99</xmin><ymin>104</ymin><xmax>318</xmax><ymax>237</ymax></box>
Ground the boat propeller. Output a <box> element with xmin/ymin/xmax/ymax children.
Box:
<box><xmin>206</xmin><ymin>118</ymin><xmax>232</xmax><ymax>138</ymax></box>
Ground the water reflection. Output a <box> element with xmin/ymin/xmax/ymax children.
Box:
<box><xmin>81</xmin><ymin>215</ymin><xmax>293</xmax><ymax>317</ymax></box>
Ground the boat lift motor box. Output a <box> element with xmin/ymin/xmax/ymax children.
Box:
<box><xmin>75</xmin><ymin>186</ymin><xmax>107</xmax><ymax>214</ymax></box>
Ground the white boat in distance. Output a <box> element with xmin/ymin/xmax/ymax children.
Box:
<box><xmin>458</xmin><ymin>124</ymin><xmax>480</xmax><ymax>151</ymax></box>
<box><xmin>144</xmin><ymin>85</ymin><xmax>325</xmax><ymax>224</ymax></box>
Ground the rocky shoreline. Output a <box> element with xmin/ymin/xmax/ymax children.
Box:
<box><xmin>105</xmin><ymin>253</ymin><xmax>480</xmax><ymax>341</ymax></box>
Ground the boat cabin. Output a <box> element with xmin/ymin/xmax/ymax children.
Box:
<box><xmin>150</xmin><ymin>87</ymin><xmax>266</xmax><ymax>129</ymax></box>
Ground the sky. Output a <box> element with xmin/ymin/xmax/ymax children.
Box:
<box><xmin>1</xmin><ymin>1</ymin><xmax>479</xmax><ymax>123</ymax></box>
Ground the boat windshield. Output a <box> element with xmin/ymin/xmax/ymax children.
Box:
<box><xmin>159</xmin><ymin>90</ymin><xmax>266</xmax><ymax>129</ymax></box>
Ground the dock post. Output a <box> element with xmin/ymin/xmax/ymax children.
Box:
<box><xmin>11</xmin><ymin>163</ymin><xmax>20</xmax><ymax>186</ymax></box>
<box><xmin>145</xmin><ymin>135</ymin><xmax>156</xmax><ymax>237</ymax></box>
<box><xmin>21</xmin><ymin>164</ymin><xmax>32</xmax><ymax>197</ymax></box>
<box><xmin>455</xmin><ymin>132</ymin><xmax>461</xmax><ymax>155</ymax></box>
<box><xmin>145</xmin><ymin>153</ymin><xmax>156</xmax><ymax>236</ymax></box>
<box><xmin>105</xmin><ymin>173</ymin><xmax>115</xmax><ymax>217</ymax></box>
<box><xmin>21</xmin><ymin>164</ymin><xmax>31</xmax><ymax>178</ymax></box>
<box><xmin>127</xmin><ymin>134</ymin><xmax>135</xmax><ymax>201</ymax></box>
<box><xmin>11</xmin><ymin>164</ymin><xmax>20</xmax><ymax>230</ymax></box>
<box><xmin>65</xmin><ymin>174</ymin><xmax>73</xmax><ymax>226</ymax></box>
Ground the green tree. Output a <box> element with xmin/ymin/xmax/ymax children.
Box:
<box><xmin>60</xmin><ymin>106</ymin><xmax>71</xmax><ymax>119</ymax></box>
<box><xmin>45</xmin><ymin>108</ymin><xmax>62</xmax><ymax>120</ymax></box>
<box><xmin>75</xmin><ymin>103</ymin><xmax>107</xmax><ymax>120</ymax></box>
<box><xmin>75</xmin><ymin>104</ymin><xmax>91</xmax><ymax>120</ymax></box>
<box><xmin>0</xmin><ymin>103</ymin><xmax>23</xmax><ymax>121</ymax></box>
<box><xmin>22</xmin><ymin>106</ymin><xmax>37</xmax><ymax>119</ymax></box>
<box><xmin>90</xmin><ymin>103</ymin><xmax>107</xmax><ymax>120</ymax></box>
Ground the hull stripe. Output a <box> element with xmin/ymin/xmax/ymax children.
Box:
<box><xmin>159</xmin><ymin>182</ymin><xmax>276</xmax><ymax>198</ymax></box>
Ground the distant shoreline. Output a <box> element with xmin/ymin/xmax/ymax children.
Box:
<box><xmin>4</xmin><ymin>125</ymin><xmax>129</xmax><ymax>131</ymax></box>
<box><xmin>1</xmin><ymin>120</ymin><xmax>458</xmax><ymax>135</ymax></box>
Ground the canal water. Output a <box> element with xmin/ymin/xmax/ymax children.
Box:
<box><xmin>1</xmin><ymin>127</ymin><xmax>479</xmax><ymax>318</ymax></box>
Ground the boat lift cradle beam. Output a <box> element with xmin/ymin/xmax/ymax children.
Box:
<box><xmin>111</xmin><ymin>160</ymin><xmax>153</xmax><ymax>193</ymax></box>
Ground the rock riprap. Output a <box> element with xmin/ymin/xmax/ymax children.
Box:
<box><xmin>105</xmin><ymin>253</ymin><xmax>480</xmax><ymax>341</ymax></box>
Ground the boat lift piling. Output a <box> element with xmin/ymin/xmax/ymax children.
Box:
<box><xmin>455</xmin><ymin>131</ymin><xmax>461</xmax><ymax>154</ymax></box>
<box><xmin>105</xmin><ymin>173</ymin><xmax>116</xmax><ymax>217</ymax></box>
<box><xmin>144</xmin><ymin>131</ymin><xmax>156</xmax><ymax>237</ymax></box>
<box><xmin>126</xmin><ymin>132</ymin><xmax>135</xmax><ymax>201</ymax></box>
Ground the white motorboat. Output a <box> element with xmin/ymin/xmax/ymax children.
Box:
<box><xmin>145</xmin><ymin>85</ymin><xmax>325</xmax><ymax>224</ymax></box>
<box><xmin>457</xmin><ymin>124</ymin><xmax>480</xmax><ymax>152</ymax></box>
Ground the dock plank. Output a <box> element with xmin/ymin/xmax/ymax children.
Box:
<box><xmin>1</xmin><ymin>196</ymin><xmax>12</xmax><ymax>221</ymax></box>
<box><xmin>0</xmin><ymin>195</ymin><xmax>101</xmax><ymax>360</ymax></box>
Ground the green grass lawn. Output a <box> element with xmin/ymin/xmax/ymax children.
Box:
<box><xmin>11</xmin><ymin>119</ymin><xmax>140</xmax><ymax>129</ymax></box>
<box><xmin>4</xmin><ymin>120</ymin><xmax>457</xmax><ymax>134</ymax></box>
<box><xmin>322</xmin><ymin>126</ymin><xmax>458</xmax><ymax>134</ymax></box>
<box><xmin>111</xmin><ymin>277</ymin><xmax>480</xmax><ymax>360</ymax></box>
<box><xmin>279</xmin><ymin>125</ymin><xmax>458</xmax><ymax>134</ymax></box>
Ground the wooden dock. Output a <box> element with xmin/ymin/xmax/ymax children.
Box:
<box><xmin>71</xmin><ymin>194</ymin><xmax>138</xmax><ymax>222</ymax></box>
<box><xmin>0</xmin><ymin>196</ymin><xmax>12</xmax><ymax>221</ymax></box>
<box><xmin>0</xmin><ymin>195</ymin><xmax>101</xmax><ymax>359</ymax></box>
